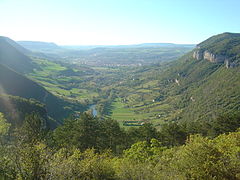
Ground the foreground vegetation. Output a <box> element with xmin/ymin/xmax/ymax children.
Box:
<box><xmin>0</xmin><ymin>112</ymin><xmax>239</xmax><ymax>179</ymax></box>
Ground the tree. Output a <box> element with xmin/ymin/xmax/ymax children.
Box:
<box><xmin>11</xmin><ymin>142</ymin><xmax>51</xmax><ymax>179</ymax></box>
<box><xmin>124</xmin><ymin>138</ymin><xmax>166</xmax><ymax>163</ymax></box>
<box><xmin>48</xmin><ymin>148</ymin><xmax>116</xmax><ymax>179</ymax></box>
<box><xmin>0</xmin><ymin>113</ymin><xmax>10</xmax><ymax>141</ymax></box>
<box><xmin>98</xmin><ymin>118</ymin><xmax>126</xmax><ymax>154</ymax></box>
<box><xmin>0</xmin><ymin>113</ymin><xmax>50</xmax><ymax>179</ymax></box>
<box><xmin>18</xmin><ymin>113</ymin><xmax>45</xmax><ymax>144</ymax></box>
<box><xmin>156</xmin><ymin>131</ymin><xmax>240</xmax><ymax>179</ymax></box>
<box><xmin>127</xmin><ymin>123</ymin><xmax>160</xmax><ymax>146</ymax></box>
<box><xmin>0</xmin><ymin>113</ymin><xmax>12</xmax><ymax>179</ymax></box>
<box><xmin>209</xmin><ymin>113</ymin><xmax>240</xmax><ymax>137</ymax></box>
<box><xmin>54</xmin><ymin>113</ymin><xmax>100</xmax><ymax>151</ymax></box>
<box><xmin>115</xmin><ymin>139</ymin><xmax>166</xmax><ymax>180</ymax></box>
<box><xmin>159</xmin><ymin>122</ymin><xmax>187</xmax><ymax>146</ymax></box>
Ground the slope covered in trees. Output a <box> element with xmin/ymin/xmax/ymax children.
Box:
<box><xmin>198</xmin><ymin>32</ymin><xmax>240</xmax><ymax>59</ymax></box>
<box><xmin>0</xmin><ymin>63</ymin><xmax>85</xmax><ymax>126</ymax></box>
<box><xmin>0</xmin><ymin>112</ymin><xmax>239</xmax><ymax>179</ymax></box>
<box><xmin>0</xmin><ymin>94</ymin><xmax>58</xmax><ymax>128</ymax></box>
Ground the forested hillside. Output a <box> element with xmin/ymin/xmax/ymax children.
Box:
<box><xmin>0</xmin><ymin>94</ymin><xmax>57</xmax><ymax>128</ymax></box>
<box><xmin>0</xmin><ymin>111</ymin><xmax>239</xmax><ymax>179</ymax></box>
<box><xmin>198</xmin><ymin>32</ymin><xmax>240</xmax><ymax>60</ymax></box>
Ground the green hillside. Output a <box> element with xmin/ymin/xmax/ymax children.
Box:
<box><xmin>104</xmin><ymin>33</ymin><xmax>240</xmax><ymax>127</ymax></box>
<box><xmin>0</xmin><ymin>38</ymin><xmax>87</xmax><ymax>126</ymax></box>
<box><xmin>0</xmin><ymin>94</ymin><xmax>58</xmax><ymax>128</ymax></box>
<box><xmin>162</xmin><ymin>55</ymin><xmax>240</xmax><ymax>123</ymax></box>
<box><xmin>198</xmin><ymin>32</ymin><xmax>240</xmax><ymax>59</ymax></box>
<box><xmin>0</xmin><ymin>36</ymin><xmax>36</xmax><ymax>73</ymax></box>
<box><xmin>0</xmin><ymin>63</ymin><xmax>85</xmax><ymax>124</ymax></box>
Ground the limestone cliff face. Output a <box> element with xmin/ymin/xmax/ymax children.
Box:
<box><xmin>192</xmin><ymin>48</ymin><xmax>238</xmax><ymax>68</ymax></box>
<box><xmin>193</xmin><ymin>48</ymin><xmax>227</xmax><ymax>63</ymax></box>
<box><xmin>203</xmin><ymin>51</ymin><xmax>226</xmax><ymax>63</ymax></box>
<box><xmin>193</xmin><ymin>50</ymin><xmax>203</xmax><ymax>60</ymax></box>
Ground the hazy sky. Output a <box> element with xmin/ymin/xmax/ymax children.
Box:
<box><xmin>1</xmin><ymin>0</ymin><xmax>240</xmax><ymax>45</ymax></box>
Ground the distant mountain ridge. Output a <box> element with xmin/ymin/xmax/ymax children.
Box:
<box><xmin>16</xmin><ymin>40</ymin><xmax>195</xmax><ymax>65</ymax></box>
<box><xmin>18</xmin><ymin>41</ymin><xmax>63</xmax><ymax>52</ymax></box>
<box><xmin>62</xmin><ymin>43</ymin><xmax>195</xmax><ymax>50</ymax></box>
<box><xmin>134</xmin><ymin>43</ymin><xmax>195</xmax><ymax>48</ymax></box>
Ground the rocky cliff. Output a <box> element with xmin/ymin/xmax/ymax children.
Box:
<box><xmin>192</xmin><ymin>48</ymin><xmax>238</xmax><ymax>68</ymax></box>
<box><xmin>193</xmin><ymin>49</ymin><xmax>227</xmax><ymax>63</ymax></box>
<box><xmin>192</xmin><ymin>33</ymin><xmax>240</xmax><ymax>68</ymax></box>
<box><xmin>192</xmin><ymin>49</ymin><xmax>204</xmax><ymax>60</ymax></box>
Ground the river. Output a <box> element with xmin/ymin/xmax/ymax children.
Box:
<box><xmin>89</xmin><ymin>104</ymin><xmax>98</xmax><ymax>117</ymax></box>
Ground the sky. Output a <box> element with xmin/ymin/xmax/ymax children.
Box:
<box><xmin>0</xmin><ymin>0</ymin><xmax>240</xmax><ymax>45</ymax></box>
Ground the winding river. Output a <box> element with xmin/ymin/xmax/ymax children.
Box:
<box><xmin>89</xmin><ymin>104</ymin><xmax>98</xmax><ymax>117</ymax></box>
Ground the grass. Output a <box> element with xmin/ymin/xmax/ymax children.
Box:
<box><xmin>109</xmin><ymin>98</ymin><xmax>151</xmax><ymax>124</ymax></box>
<box><xmin>27</xmin><ymin>58</ymin><xmax>100</xmax><ymax>103</ymax></box>
<box><xmin>109</xmin><ymin>97</ymin><xmax>168</xmax><ymax>128</ymax></box>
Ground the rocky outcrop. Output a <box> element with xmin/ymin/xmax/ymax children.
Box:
<box><xmin>225</xmin><ymin>59</ymin><xmax>238</xmax><ymax>68</ymax></box>
<box><xmin>175</xmin><ymin>79</ymin><xmax>180</xmax><ymax>86</ymax></box>
<box><xmin>193</xmin><ymin>50</ymin><xmax>204</xmax><ymax>60</ymax></box>
<box><xmin>193</xmin><ymin>49</ymin><xmax>227</xmax><ymax>63</ymax></box>
<box><xmin>193</xmin><ymin>48</ymin><xmax>239</xmax><ymax>68</ymax></box>
<box><xmin>203</xmin><ymin>51</ymin><xmax>226</xmax><ymax>63</ymax></box>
